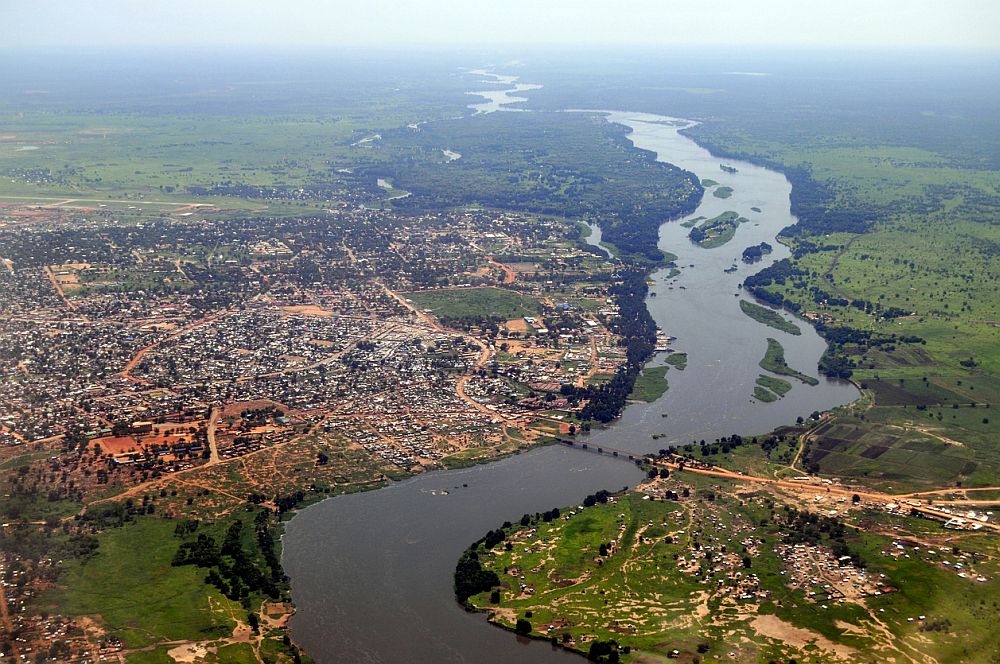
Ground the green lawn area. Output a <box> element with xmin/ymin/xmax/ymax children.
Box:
<box><xmin>405</xmin><ymin>287</ymin><xmax>541</xmax><ymax>321</ymax></box>
<box><xmin>39</xmin><ymin>517</ymin><xmax>236</xmax><ymax>649</ymax></box>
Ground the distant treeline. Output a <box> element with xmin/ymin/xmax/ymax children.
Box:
<box><xmin>361</xmin><ymin>112</ymin><xmax>703</xmax><ymax>264</ymax></box>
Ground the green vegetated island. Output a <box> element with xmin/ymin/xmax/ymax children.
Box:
<box><xmin>755</xmin><ymin>374</ymin><xmax>793</xmax><ymax>402</ymax></box>
<box><xmin>665</xmin><ymin>352</ymin><xmax>688</xmax><ymax>370</ymax></box>
<box><xmin>629</xmin><ymin>353</ymin><xmax>688</xmax><ymax>402</ymax></box>
<box><xmin>760</xmin><ymin>338</ymin><xmax>819</xmax><ymax>386</ymax></box>
<box><xmin>740</xmin><ymin>299</ymin><xmax>802</xmax><ymax>335</ymax></box>
<box><xmin>687</xmin><ymin>211</ymin><xmax>748</xmax><ymax>248</ymax></box>
<box><xmin>712</xmin><ymin>185</ymin><xmax>734</xmax><ymax>198</ymax></box>
<box><xmin>628</xmin><ymin>365</ymin><xmax>669</xmax><ymax>402</ymax></box>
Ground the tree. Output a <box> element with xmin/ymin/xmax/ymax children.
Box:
<box><xmin>454</xmin><ymin>550</ymin><xmax>500</xmax><ymax>603</ymax></box>
<box><xmin>851</xmin><ymin>494</ymin><xmax>861</xmax><ymax>504</ymax></box>
<box><xmin>515</xmin><ymin>618</ymin><xmax>532</xmax><ymax>636</ymax></box>
<box><xmin>587</xmin><ymin>640</ymin><xmax>621</xmax><ymax>664</ymax></box>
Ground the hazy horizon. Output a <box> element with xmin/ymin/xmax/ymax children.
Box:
<box><xmin>4</xmin><ymin>0</ymin><xmax>999</xmax><ymax>51</ymax></box>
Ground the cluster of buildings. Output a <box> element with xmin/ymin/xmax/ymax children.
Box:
<box><xmin>776</xmin><ymin>543</ymin><xmax>887</xmax><ymax>603</ymax></box>
<box><xmin>0</xmin><ymin>197</ymin><xmax>632</xmax><ymax>506</ymax></box>
<box><xmin>0</xmin><ymin>553</ymin><xmax>106</xmax><ymax>663</ymax></box>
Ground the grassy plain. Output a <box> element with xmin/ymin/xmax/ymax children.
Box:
<box><xmin>699</xmin><ymin>134</ymin><xmax>1000</xmax><ymax>487</ymax></box>
<box><xmin>405</xmin><ymin>287</ymin><xmax>541</xmax><ymax>321</ymax></box>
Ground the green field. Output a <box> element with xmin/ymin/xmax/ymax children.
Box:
<box><xmin>40</xmin><ymin>518</ymin><xmax>236</xmax><ymax>649</ymax></box>
<box><xmin>721</xmin><ymin>139</ymin><xmax>1000</xmax><ymax>485</ymax></box>
<box><xmin>405</xmin><ymin>287</ymin><xmax>541</xmax><ymax>322</ymax></box>
<box><xmin>760</xmin><ymin>338</ymin><xmax>819</xmax><ymax>386</ymax></box>
<box><xmin>740</xmin><ymin>299</ymin><xmax>801</xmax><ymax>335</ymax></box>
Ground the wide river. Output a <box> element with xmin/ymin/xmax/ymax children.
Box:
<box><xmin>283</xmin><ymin>102</ymin><xmax>859</xmax><ymax>663</ymax></box>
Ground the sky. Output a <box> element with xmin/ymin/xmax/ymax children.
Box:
<box><xmin>4</xmin><ymin>0</ymin><xmax>999</xmax><ymax>50</ymax></box>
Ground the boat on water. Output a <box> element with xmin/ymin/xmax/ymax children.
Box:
<box><xmin>720</xmin><ymin>164</ymin><xmax>738</xmax><ymax>173</ymax></box>
<box><xmin>654</xmin><ymin>329</ymin><xmax>676</xmax><ymax>352</ymax></box>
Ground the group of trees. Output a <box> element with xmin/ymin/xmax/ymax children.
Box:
<box><xmin>782</xmin><ymin>507</ymin><xmax>865</xmax><ymax>568</ymax></box>
<box><xmin>741</xmin><ymin>242</ymin><xmax>773</xmax><ymax>263</ymax></box>
<box><xmin>454</xmin><ymin>548</ymin><xmax>501</xmax><ymax>605</ymax></box>
<box><xmin>171</xmin><ymin>509</ymin><xmax>287</xmax><ymax>606</ymax></box>
<box><xmin>581</xmin><ymin>270</ymin><xmax>657</xmax><ymax>422</ymax></box>
<box><xmin>587</xmin><ymin>639</ymin><xmax>626</xmax><ymax>663</ymax></box>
